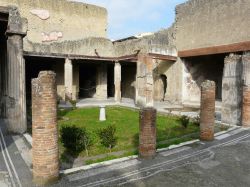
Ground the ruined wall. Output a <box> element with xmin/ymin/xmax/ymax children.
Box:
<box><xmin>176</xmin><ymin>0</ymin><xmax>250</xmax><ymax>51</ymax></box>
<box><xmin>153</xmin><ymin>59</ymin><xmax>182</xmax><ymax>103</ymax></box>
<box><xmin>182</xmin><ymin>55</ymin><xmax>225</xmax><ymax>103</ymax></box>
<box><xmin>0</xmin><ymin>0</ymin><xmax>107</xmax><ymax>44</ymax></box>
<box><xmin>25</xmin><ymin>37</ymin><xmax>115</xmax><ymax>57</ymax></box>
<box><xmin>221</xmin><ymin>54</ymin><xmax>242</xmax><ymax>126</ymax></box>
<box><xmin>114</xmin><ymin>26</ymin><xmax>177</xmax><ymax>57</ymax></box>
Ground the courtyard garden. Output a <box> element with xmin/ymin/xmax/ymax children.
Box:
<box><xmin>58</xmin><ymin>106</ymin><xmax>213</xmax><ymax>168</ymax></box>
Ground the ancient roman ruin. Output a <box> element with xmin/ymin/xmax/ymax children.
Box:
<box><xmin>0</xmin><ymin>0</ymin><xmax>250</xmax><ymax>135</ymax></box>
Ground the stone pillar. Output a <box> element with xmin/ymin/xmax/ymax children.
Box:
<box><xmin>200</xmin><ymin>80</ymin><xmax>215</xmax><ymax>141</ymax></box>
<box><xmin>95</xmin><ymin>64</ymin><xmax>107</xmax><ymax>100</ymax></box>
<box><xmin>73</xmin><ymin>63</ymin><xmax>79</xmax><ymax>100</ymax></box>
<box><xmin>64</xmin><ymin>58</ymin><xmax>73</xmax><ymax>100</ymax></box>
<box><xmin>114</xmin><ymin>62</ymin><xmax>121</xmax><ymax>103</ymax></box>
<box><xmin>32</xmin><ymin>71</ymin><xmax>59</xmax><ymax>185</ymax></box>
<box><xmin>242</xmin><ymin>52</ymin><xmax>250</xmax><ymax>127</ymax></box>
<box><xmin>139</xmin><ymin>107</ymin><xmax>157</xmax><ymax>159</ymax></box>
<box><xmin>136</xmin><ymin>54</ymin><xmax>154</xmax><ymax>107</ymax></box>
<box><xmin>222</xmin><ymin>54</ymin><xmax>242</xmax><ymax>125</ymax></box>
<box><xmin>6</xmin><ymin>33</ymin><xmax>26</xmax><ymax>133</ymax></box>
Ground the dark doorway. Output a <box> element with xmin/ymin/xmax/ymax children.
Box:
<box><xmin>107</xmin><ymin>64</ymin><xmax>114</xmax><ymax>98</ymax></box>
<box><xmin>79</xmin><ymin>63</ymin><xmax>97</xmax><ymax>98</ymax></box>
<box><xmin>0</xmin><ymin>18</ymin><xmax>8</xmax><ymax>118</ymax></box>
<box><xmin>184</xmin><ymin>54</ymin><xmax>226</xmax><ymax>101</ymax></box>
<box><xmin>121</xmin><ymin>62</ymin><xmax>136</xmax><ymax>99</ymax></box>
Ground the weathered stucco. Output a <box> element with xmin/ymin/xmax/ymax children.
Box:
<box><xmin>182</xmin><ymin>55</ymin><xmax>224</xmax><ymax>103</ymax></box>
<box><xmin>153</xmin><ymin>59</ymin><xmax>182</xmax><ymax>103</ymax></box>
<box><xmin>0</xmin><ymin>0</ymin><xmax>107</xmax><ymax>44</ymax></box>
<box><xmin>114</xmin><ymin>27</ymin><xmax>176</xmax><ymax>57</ymax></box>
<box><xmin>24</xmin><ymin>37</ymin><xmax>115</xmax><ymax>57</ymax></box>
<box><xmin>176</xmin><ymin>0</ymin><xmax>250</xmax><ymax>51</ymax></box>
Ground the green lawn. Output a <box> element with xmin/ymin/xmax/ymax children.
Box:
<box><xmin>58</xmin><ymin>106</ymin><xmax>200</xmax><ymax>165</ymax></box>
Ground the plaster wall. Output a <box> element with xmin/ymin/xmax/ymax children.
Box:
<box><xmin>153</xmin><ymin>59</ymin><xmax>183</xmax><ymax>103</ymax></box>
<box><xmin>182</xmin><ymin>55</ymin><xmax>224</xmax><ymax>103</ymax></box>
<box><xmin>0</xmin><ymin>0</ymin><xmax>107</xmax><ymax>45</ymax></box>
<box><xmin>114</xmin><ymin>27</ymin><xmax>177</xmax><ymax>57</ymax></box>
<box><xmin>176</xmin><ymin>0</ymin><xmax>250</xmax><ymax>51</ymax></box>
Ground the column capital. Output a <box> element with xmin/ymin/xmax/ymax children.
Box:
<box><xmin>65</xmin><ymin>58</ymin><xmax>72</xmax><ymax>64</ymax></box>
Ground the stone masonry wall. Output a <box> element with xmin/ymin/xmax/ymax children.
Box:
<box><xmin>222</xmin><ymin>54</ymin><xmax>242</xmax><ymax>126</ymax></box>
<box><xmin>0</xmin><ymin>0</ymin><xmax>107</xmax><ymax>44</ymax></box>
<box><xmin>136</xmin><ymin>54</ymin><xmax>155</xmax><ymax>107</ymax></box>
<box><xmin>153</xmin><ymin>58</ymin><xmax>182</xmax><ymax>103</ymax></box>
<box><xmin>176</xmin><ymin>0</ymin><xmax>250</xmax><ymax>51</ymax></box>
<box><xmin>242</xmin><ymin>52</ymin><xmax>250</xmax><ymax>127</ymax></box>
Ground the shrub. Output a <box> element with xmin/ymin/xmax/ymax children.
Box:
<box><xmin>179</xmin><ymin>115</ymin><xmax>189</xmax><ymax>128</ymax></box>
<box><xmin>60</xmin><ymin>125</ymin><xmax>93</xmax><ymax>156</ymax></box>
<box><xmin>192</xmin><ymin>116</ymin><xmax>200</xmax><ymax>126</ymax></box>
<box><xmin>98</xmin><ymin>125</ymin><xmax>117</xmax><ymax>153</ymax></box>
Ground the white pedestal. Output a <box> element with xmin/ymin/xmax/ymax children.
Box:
<box><xmin>99</xmin><ymin>105</ymin><xmax>106</xmax><ymax>121</ymax></box>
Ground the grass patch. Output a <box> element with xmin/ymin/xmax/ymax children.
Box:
<box><xmin>58</xmin><ymin>106</ymin><xmax>200</xmax><ymax>161</ymax></box>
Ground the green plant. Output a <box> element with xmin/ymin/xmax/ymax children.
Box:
<box><xmin>179</xmin><ymin>115</ymin><xmax>189</xmax><ymax>128</ymax></box>
<box><xmin>192</xmin><ymin>116</ymin><xmax>200</xmax><ymax>126</ymax></box>
<box><xmin>98</xmin><ymin>125</ymin><xmax>117</xmax><ymax>153</ymax></box>
<box><xmin>60</xmin><ymin>125</ymin><xmax>93</xmax><ymax>155</ymax></box>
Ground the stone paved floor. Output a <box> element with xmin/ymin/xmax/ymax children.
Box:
<box><xmin>1</xmin><ymin>118</ymin><xmax>249</xmax><ymax>187</ymax></box>
<box><xmin>0</xmin><ymin>120</ymin><xmax>32</xmax><ymax>187</ymax></box>
<box><xmin>54</xmin><ymin>127</ymin><xmax>250</xmax><ymax>187</ymax></box>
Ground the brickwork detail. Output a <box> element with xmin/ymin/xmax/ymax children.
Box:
<box><xmin>200</xmin><ymin>80</ymin><xmax>215</xmax><ymax>141</ymax></box>
<box><xmin>32</xmin><ymin>71</ymin><xmax>59</xmax><ymax>185</ymax></box>
<box><xmin>242</xmin><ymin>52</ymin><xmax>250</xmax><ymax>127</ymax></box>
<box><xmin>139</xmin><ymin>107</ymin><xmax>157</xmax><ymax>159</ymax></box>
<box><xmin>222</xmin><ymin>54</ymin><xmax>242</xmax><ymax>125</ymax></box>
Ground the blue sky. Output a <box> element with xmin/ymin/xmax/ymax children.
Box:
<box><xmin>76</xmin><ymin>0</ymin><xmax>188</xmax><ymax>40</ymax></box>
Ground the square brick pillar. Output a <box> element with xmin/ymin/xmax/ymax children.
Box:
<box><xmin>32</xmin><ymin>71</ymin><xmax>59</xmax><ymax>185</ymax></box>
<box><xmin>200</xmin><ymin>80</ymin><xmax>216</xmax><ymax>141</ymax></box>
<box><xmin>242</xmin><ymin>52</ymin><xmax>250</xmax><ymax>127</ymax></box>
<box><xmin>139</xmin><ymin>107</ymin><xmax>157</xmax><ymax>159</ymax></box>
<box><xmin>114</xmin><ymin>62</ymin><xmax>121</xmax><ymax>103</ymax></box>
<box><xmin>222</xmin><ymin>54</ymin><xmax>242</xmax><ymax>125</ymax></box>
<box><xmin>136</xmin><ymin>54</ymin><xmax>154</xmax><ymax>107</ymax></box>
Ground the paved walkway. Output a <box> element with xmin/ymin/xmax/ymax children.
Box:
<box><xmin>1</xmin><ymin>118</ymin><xmax>249</xmax><ymax>187</ymax></box>
<box><xmin>54</xmin><ymin>127</ymin><xmax>250</xmax><ymax>187</ymax></box>
<box><xmin>0</xmin><ymin>120</ymin><xmax>32</xmax><ymax>187</ymax></box>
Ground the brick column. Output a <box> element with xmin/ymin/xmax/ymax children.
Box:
<box><xmin>136</xmin><ymin>54</ymin><xmax>154</xmax><ymax>107</ymax></box>
<box><xmin>64</xmin><ymin>58</ymin><xmax>73</xmax><ymax>100</ymax></box>
<box><xmin>114</xmin><ymin>62</ymin><xmax>121</xmax><ymax>103</ymax></box>
<box><xmin>242</xmin><ymin>52</ymin><xmax>250</xmax><ymax>127</ymax></box>
<box><xmin>139</xmin><ymin>107</ymin><xmax>157</xmax><ymax>159</ymax></box>
<box><xmin>32</xmin><ymin>71</ymin><xmax>59</xmax><ymax>185</ymax></box>
<box><xmin>200</xmin><ymin>80</ymin><xmax>215</xmax><ymax>141</ymax></box>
